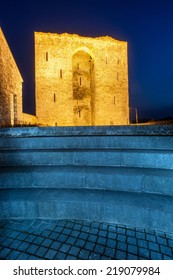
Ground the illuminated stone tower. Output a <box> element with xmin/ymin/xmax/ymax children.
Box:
<box><xmin>35</xmin><ymin>32</ymin><xmax>129</xmax><ymax>126</ymax></box>
<box><xmin>0</xmin><ymin>27</ymin><xmax>23</xmax><ymax>126</ymax></box>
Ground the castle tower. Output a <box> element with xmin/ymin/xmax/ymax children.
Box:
<box><xmin>0</xmin><ymin>27</ymin><xmax>23</xmax><ymax>127</ymax></box>
<box><xmin>35</xmin><ymin>32</ymin><xmax>129</xmax><ymax>126</ymax></box>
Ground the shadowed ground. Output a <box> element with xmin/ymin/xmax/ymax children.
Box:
<box><xmin>0</xmin><ymin>219</ymin><xmax>173</xmax><ymax>260</ymax></box>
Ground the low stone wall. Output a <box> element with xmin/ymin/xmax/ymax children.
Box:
<box><xmin>0</xmin><ymin>125</ymin><xmax>173</xmax><ymax>232</ymax></box>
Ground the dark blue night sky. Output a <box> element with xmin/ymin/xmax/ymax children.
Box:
<box><xmin>1</xmin><ymin>0</ymin><xmax>173</xmax><ymax>120</ymax></box>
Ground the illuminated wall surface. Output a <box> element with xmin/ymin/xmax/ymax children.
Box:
<box><xmin>35</xmin><ymin>32</ymin><xmax>129</xmax><ymax>126</ymax></box>
<box><xmin>0</xmin><ymin>28</ymin><xmax>23</xmax><ymax>126</ymax></box>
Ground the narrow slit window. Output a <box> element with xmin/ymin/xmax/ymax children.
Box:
<box><xmin>60</xmin><ymin>69</ymin><xmax>62</xmax><ymax>78</ymax></box>
<box><xmin>79</xmin><ymin>110</ymin><xmax>81</xmax><ymax>118</ymax></box>
<box><xmin>79</xmin><ymin>77</ymin><xmax>82</xmax><ymax>86</ymax></box>
<box><xmin>54</xmin><ymin>93</ymin><xmax>56</xmax><ymax>102</ymax></box>
<box><xmin>46</xmin><ymin>52</ymin><xmax>48</xmax><ymax>61</ymax></box>
<box><xmin>114</xmin><ymin>96</ymin><xmax>116</xmax><ymax>105</ymax></box>
<box><xmin>106</xmin><ymin>56</ymin><xmax>108</xmax><ymax>64</ymax></box>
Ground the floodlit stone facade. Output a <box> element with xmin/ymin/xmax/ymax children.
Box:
<box><xmin>0</xmin><ymin>28</ymin><xmax>23</xmax><ymax>126</ymax></box>
<box><xmin>35</xmin><ymin>32</ymin><xmax>129</xmax><ymax>126</ymax></box>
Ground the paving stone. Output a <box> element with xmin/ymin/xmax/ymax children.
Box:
<box><xmin>1</xmin><ymin>237</ymin><xmax>13</xmax><ymax>247</ymax></box>
<box><xmin>7</xmin><ymin>250</ymin><xmax>22</xmax><ymax>260</ymax></box>
<box><xmin>127</xmin><ymin>237</ymin><xmax>137</xmax><ymax>245</ymax></box>
<box><xmin>40</xmin><ymin>230</ymin><xmax>52</xmax><ymax>238</ymax></box>
<box><xmin>50</xmin><ymin>241</ymin><xmax>61</xmax><ymax>250</ymax></box>
<box><xmin>127</xmin><ymin>253</ymin><xmax>138</xmax><ymax>260</ymax></box>
<box><xmin>26</xmin><ymin>244</ymin><xmax>39</xmax><ymax>255</ymax></box>
<box><xmin>126</xmin><ymin>230</ymin><xmax>136</xmax><ymax>237</ymax></box>
<box><xmin>73</xmin><ymin>224</ymin><xmax>82</xmax><ymax>230</ymax></box>
<box><xmin>59</xmin><ymin>244</ymin><xmax>71</xmax><ymax>253</ymax></box>
<box><xmin>75</xmin><ymin>239</ymin><xmax>86</xmax><ymax>248</ymax></box>
<box><xmin>66</xmin><ymin>236</ymin><xmax>77</xmax><ymax>245</ymax></box>
<box><xmin>62</xmin><ymin>228</ymin><xmax>72</xmax><ymax>235</ymax></box>
<box><xmin>57</xmin><ymin>221</ymin><xmax>67</xmax><ymax>227</ymax></box>
<box><xmin>163</xmin><ymin>255</ymin><xmax>173</xmax><ymax>260</ymax></box>
<box><xmin>117</xmin><ymin>228</ymin><xmax>126</xmax><ymax>235</ymax></box>
<box><xmin>25</xmin><ymin>234</ymin><xmax>36</xmax><ymax>243</ymax></box>
<box><xmin>98</xmin><ymin>230</ymin><xmax>107</xmax><ymax>237</ymax></box>
<box><xmin>78</xmin><ymin>232</ymin><xmax>89</xmax><ymax>240</ymax></box>
<box><xmin>79</xmin><ymin>249</ymin><xmax>90</xmax><ymax>259</ymax></box>
<box><xmin>17</xmin><ymin>233</ymin><xmax>28</xmax><ymax>241</ymax></box>
<box><xmin>16</xmin><ymin>252</ymin><xmax>30</xmax><ymax>260</ymax></box>
<box><xmin>148</xmin><ymin>242</ymin><xmax>159</xmax><ymax>252</ymax></box>
<box><xmin>54</xmin><ymin>252</ymin><xmax>66</xmax><ymax>260</ymax></box>
<box><xmin>138</xmin><ymin>239</ymin><xmax>148</xmax><ymax>249</ymax></box>
<box><xmin>84</xmin><ymin>241</ymin><xmax>95</xmax><ymax>251</ymax></box>
<box><xmin>33</xmin><ymin>236</ymin><xmax>45</xmax><ymax>245</ymax></box>
<box><xmin>45</xmin><ymin>249</ymin><xmax>57</xmax><ymax>259</ymax></box>
<box><xmin>94</xmin><ymin>244</ymin><xmax>105</xmax><ymax>254</ymax></box>
<box><xmin>42</xmin><ymin>238</ymin><xmax>53</xmax><ymax>248</ymax></box>
<box><xmin>54</xmin><ymin>226</ymin><xmax>63</xmax><ymax>233</ymax></box>
<box><xmin>136</xmin><ymin>232</ymin><xmax>145</xmax><ymax>239</ymax></box>
<box><xmin>66</xmin><ymin>255</ymin><xmax>77</xmax><ymax>260</ymax></box>
<box><xmin>108</xmin><ymin>232</ymin><xmax>117</xmax><ymax>240</ymax></box>
<box><xmin>57</xmin><ymin>234</ymin><xmax>68</xmax><ymax>243</ymax></box>
<box><xmin>146</xmin><ymin>234</ymin><xmax>156</xmax><ymax>243</ymax></box>
<box><xmin>156</xmin><ymin>236</ymin><xmax>167</xmax><ymax>246</ymax></box>
<box><xmin>8</xmin><ymin>231</ymin><xmax>20</xmax><ymax>239</ymax></box>
<box><xmin>160</xmin><ymin>245</ymin><xmax>173</xmax><ymax>257</ymax></box>
<box><xmin>88</xmin><ymin>234</ymin><xmax>97</xmax><ymax>243</ymax></box>
<box><xmin>155</xmin><ymin>230</ymin><xmax>165</xmax><ymax>237</ymax></box>
<box><xmin>128</xmin><ymin>244</ymin><xmax>138</xmax><ymax>255</ymax></box>
<box><xmin>99</xmin><ymin>223</ymin><xmax>108</xmax><ymax>231</ymax></box>
<box><xmin>81</xmin><ymin>226</ymin><xmax>90</xmax><ymax>233</ymax></box>
<box><xmin>150</xmin><ymin>251</ymin><xmax>163</xmax><ymax>260</ymax></box>
<box><xmin>168</xmin><ymin>239</ymin><xmax>173</xmax><ymax>248</ymax></box>
<box><xmin>97</xmin><ymin>237</ymin><xmax>107</xmax><ymax>246</ymax></box>
<box><xmin>1</xmin><ymin>219</ymin><xmax>173</xmax><ymax>261</ymax></box>
<box><xmin>106</xmin><ymin>239</ymin><xmax>116</xmax><ymax>249</ymax></box>
<box><xmin>65</xmin><ymin>222</ymin><xmax>74</xmax><ymax>229</ymax></box>
<box><xmin>89</xmin><ymin>228</ymin><xmax>99</xmax><ymax>235</ymax></box>
<box><xmin>0</xmin><ymin>248</ymin><xmax>11</xmax><ymax>259</ymax></box>
<box><xmin>89</xmin><ymin>252</ymin><xmax>101</xmax><ymax>260</ymax></box>
<box><xmin>68</xmin><ymin>246</ymin><xmax>80</xmax><ymax>257</ymax></box>
<box><xmin>9</xmin><ymin>239</ymin><xmax>22</xmax><ymax>250</ymax></box>
<box><xmin>138</xmin><ymin>247</ymin><xmax>150</xmax><ymax>259</ymax></box>
<box><xmin>101</xmin><ymin>255</ymin><xmax>112</xmax><ymax>260</ymax></box>
<box><xmin>117</xmin><ymin>242</ymin><xmax>127</xmax><ymax>252</ymax></box>
<box><xmin>104</xmin><ymin>247</ymin><xmax>115</xmax><ymax>258</ymax></box>
<box><xmin>166</xmin><ymin>233</ymin><xmax>173</xmax><ymax>239</ymax></box>
<box><xmin>116</xmin><ymin>250</ymin><xmax>127</xmax><ymax>260</ymax></box>
<box><xmin>108</xmin><ymin>225</ymin><xmax>117</xmax><ymax>233</ymax></box>
<box><xmin>117</xmin><ymin>234</ymin><xmax>126</xmax><ymax>242</ymax></box>
<box><xmin>35</xmin><ymin>246</ymin><xmax>48</xmax><ymax>258</ymax></box>
<box><xmin>17</xmin><ymin>241</ymin><xmax>30</xmax><ymax>252</ymax></box>
<box><xmin>49</xmin><ymin>232</ymin><xmax>60</xmax><ymax>240</ymax></box>
<box><xmin>91</xmin><ymin>222</ymin><xmax>100</xmax><ymax>229</ymax></box>
<box><xmin>70</xmin><ymin>230</ymin><xmax>80</xmax><ymax>238</ymax></box>
<box><xmin>28</xmin><ymin>255</ymin><xmax>42</xmax><ymax>260</ymax></box>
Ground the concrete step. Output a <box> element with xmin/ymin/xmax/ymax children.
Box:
<box><xmin>0</xmin><ymin>126</ymin><xmax>173</xmax><ymax>233</ymax></box>
<box><xmin>1</xmin><ymin>135</ymin><xmax>173</xmax><ymax>151</ymax></box>
<box><xmin>0</xmin><ymin>166</ymin><xmax>173</xmax><ymax>196</ymax></box>
<box><xmin>0</xmin><ymin>149</ymin><xmax>173</xmax><ymax>169</ymax></box>
<box><xmin>1</xmin><ymin>188</ymin><xmax>173</xmax><ymax>233</ymax></box>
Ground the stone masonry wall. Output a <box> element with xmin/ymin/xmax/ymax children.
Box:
<box><xmin>0</xmin><ymin>28</ymin><xmax>23</xmax><ymax>127</ymax></box>
<box><xmin>35</xmin><ymin>32</ymin><xmax>129</xmax><ymax>126</ymax></box>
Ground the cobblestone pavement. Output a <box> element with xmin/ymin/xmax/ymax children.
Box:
<box><xmin>0</xmin><ymin>219</ymin><xmax>173</xmax><ymax>260</ymax></box>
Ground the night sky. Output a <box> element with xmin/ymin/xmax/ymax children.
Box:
<box><xmin>1</xmin><ymin>0</ymin><xmax>173</xmax><ymax>120</ymax></box>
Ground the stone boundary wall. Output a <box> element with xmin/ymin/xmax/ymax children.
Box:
<box><xmin>0</xmin><ymin>126</ymin><xmax>173</xmax><ymax>233</ymax></box>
